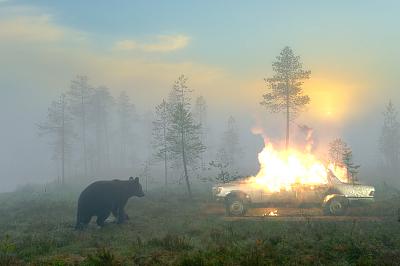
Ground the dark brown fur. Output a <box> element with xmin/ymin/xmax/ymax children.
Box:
<box><xmin>75</xmin><ymin>177</ymin><xmax>144</xmax><ymax>229</ymax></box>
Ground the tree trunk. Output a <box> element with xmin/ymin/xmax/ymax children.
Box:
<box><xmin>61</xmin><ymin>95</ymin><xmax>65</xmax><ymax>185</ymax></box>
<box><xmin>82</xmin><ymin>94</ymin><xmax>88</xmax><ymax>177</ymax></box>
<box><xmin>285</xmin><ymin>82</ymin><xmax>290</xmax><ymax>150</ymax></box>
<box><xmin>181</xmin><ymin>131</ymin><xmax>192</xmax><ymax>199</ymax></box>
<box><xmin>164</xmin><ymin>146</ymin><xmax>168</xmax><ymax>187</ymax></box>
<box><xmin>163</xmin><ymin>119</ymin><xmax>168</xmax><ymax>187</ymax></box>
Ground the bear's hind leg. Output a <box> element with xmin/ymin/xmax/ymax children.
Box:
<box><xmin>96</xmin><ymin>210</ymin><xmax>111</xmax><ymax>227</ymax></box>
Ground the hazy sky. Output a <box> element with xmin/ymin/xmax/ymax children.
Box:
<box><xmin>1</xmin><ymin>1</ymin><xmax>400</xmax><ymax>191</ymax></box>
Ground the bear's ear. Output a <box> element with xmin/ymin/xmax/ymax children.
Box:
<box><xmin>129</xmin><ymin>176</ymin><xmax>134</xmax><ymax>181</ymax></box>
<box><xmin>134</xmin><ymin>177</ymin><xmax>139</xmax><ymax>183</ymax></box>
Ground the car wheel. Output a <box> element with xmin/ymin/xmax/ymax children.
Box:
<box><xmin>226</xmin><ymin>199</ymin><xmax>247</xmax><ymax>216</ymax></box>
<box><xmin>324</xmin><ymin>197</ymin><xmax>348</xmax><ymax>216</ymax></box>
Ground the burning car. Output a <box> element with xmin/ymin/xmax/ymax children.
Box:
<box><xmin>212</xmin><ymin>141</ymin><xmax>375</xmax><ymax>216</ymax></box>
<box><xmin>212</xmin><ymin>171</ymin><xmax>374</xmax><ymax>216</ymax></box>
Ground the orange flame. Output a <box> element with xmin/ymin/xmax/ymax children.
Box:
<box><xmin>247</xmin><ymin>139</ymin><xmax>348</xmax><ymax>192</ymax></box>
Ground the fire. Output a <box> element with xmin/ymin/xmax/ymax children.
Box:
<box><xmin>328</xmin><ymin>163</ymin><xmax>348</xmax><ymax>183</ymax></box>
<box><xmin>265</xmin><ymin>209</ymin><xmax>278</xmax><ymax>216</ymax></box>
<box><xmin>247</xmin><ymin>140</ymin><xmax>348</xmax><ymax>192</ymax></box>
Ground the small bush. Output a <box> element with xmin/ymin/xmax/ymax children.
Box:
<box><xmin>82</xmin><ymin>248</ymin><xmax>121</xmax><ymax>266</ymax></box>
<box><xmin>178</xmin><ymin>252</ymin><xmax>207</xmax><ymax>266</ymax></box>
<box><xmin>148</xmin><ymin>234</ymin><xmax>193</xmax><ymax>251</ymax></box>
<box><xmin>0</xmin><ymin>234</ymin><xmax>19</xmax><ymax>265</ymax></box>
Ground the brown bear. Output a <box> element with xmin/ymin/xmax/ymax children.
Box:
<box><xmin>75</xmin><ymin>177</ymin><xmax>144</xmax><ymax>229</ymax></box>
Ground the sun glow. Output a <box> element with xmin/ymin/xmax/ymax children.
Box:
<box><xmin>304</xmin><ymin>77</ymin><xmax>357</xmax><ymax>121</ymax></box>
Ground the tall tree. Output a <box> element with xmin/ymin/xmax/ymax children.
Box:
<box><xmin>90</xmin><ymin>86</ymin><xmax>114</xmax><ymax>174</ymax></box>
<box><xmin>217</xmin><ymin>116</ymin><xmax>242</xmax><ymax>169</ymax></box>
<box><xmin>67</xmin><ymin>75</ymin><xmax>93</xmax><ymax>177</ymax></box>
<box><xmin>117</xmin><ymin>91</ymin><xmax>136</xmax><ymax>169</ymax></box>
<box><xmin>167</xmin><ymin>75</ymin><xmax>205</xmax><ymax>198</ymax></box>
<box><xmin>380</xmin><ymin>101</ymin><xmax>400</xmax><ymax>174</ymax></box>
<box><xmin>261</xmin><ymin>46</ymin><xmax>311</xmax><ymax>150</ymax></box>
<box><xmin>152</xmin><ymin>99</ymin><xmax>169</xmax><ymax>187</ymax></box>
<box><xmin>38</xmin><ymin>94</ymin><xmax>73</xmax><ymax>184</ymax></box>
<box><xmin>194</xmin><ymin>96</ymin><xmax>207</xmax><ymax>169</ymax></box>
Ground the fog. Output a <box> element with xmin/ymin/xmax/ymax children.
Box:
<box><xmin>3</xmin><ymin>2</ymin><xmax>400</xmax><ymax>265</ymax></box>
<box><xmin>1</xmin><ymin>2</ymin><xmax>400</xmax><ymax>194</ymax></box>
<box><xmin>0</xmin><ymin>75</ymin><xmax>397</xmax><ymax>192</ymax></box>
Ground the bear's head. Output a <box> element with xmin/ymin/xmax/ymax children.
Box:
<box><xmin>128</xmin><ymin>177</ymin><xmax>145</xmax><ymax>197</ymax></box>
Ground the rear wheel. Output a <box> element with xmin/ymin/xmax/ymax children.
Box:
<box><xmin>323</xmin><ymin>197</ymin><xmax>348</xmax><ymax>216</ymax></box>
<box><xmin>226</xmin><ymin>198</ymin><xmax>247</xmax><ymax>216</ymax></box>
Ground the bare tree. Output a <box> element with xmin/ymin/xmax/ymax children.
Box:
<box><xmin>67</xmin><ymin>75</ymin><xmax>93</xmax><ymax>177</ymax></box>
<box><xmin>38</xmin><ymin>94</ymin><xmax>73</xmax><ymax>184</ymax></box>
<box><xmin>167</xmin><ymin>75</ymin><xmax>205</xmax><ymax>199</ymax></box>
<box><xmin>261</xmin><ymin>46</ymin><xmax>311</xmax><ymax>150</ymax></box>
<box><xmin>152</xmin><ymin>99</ymin><xmax>169</xmax><ymax>187</ymax></box>
<box><xmin>380</xmin><ymin>101</ymin><xmax>400</xmax><ymax>175</ymax></box>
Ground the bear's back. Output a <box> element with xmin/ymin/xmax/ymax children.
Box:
<box><xmin>79</xmin><ymin>180</ymin><xmax>131</xmax><ymax>201</ymax></box>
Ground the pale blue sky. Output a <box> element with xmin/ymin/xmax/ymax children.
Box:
<box><xmin>5</xmin><ymin>0</ymin><xmax>400</xmax><ymax>74</ymax></box>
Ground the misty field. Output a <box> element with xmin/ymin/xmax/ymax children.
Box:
<box><xmin>0</xmin><ymin>183</ymin><xmax>399</xmax><ymax>266</ymax></box>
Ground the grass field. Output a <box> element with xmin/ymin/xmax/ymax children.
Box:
<box><xmin>0</xmin><ymin>182</ymin><xmax>400</xmax><ymax>265</ymax></box>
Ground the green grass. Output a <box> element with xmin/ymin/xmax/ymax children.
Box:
<box><xmin>0</xmin><ymin>183</ymin><xmax>399</xmax><ymax>265</ymax></box>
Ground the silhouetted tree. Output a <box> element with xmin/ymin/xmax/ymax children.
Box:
<box><xmin>217</xmin><ymin>116</ymin><xmax>242</xmax><ymax>170</ymax></box>
<box><xmin>167</xmin><ymin>75</ymin><xmax>205</xmax><ymax>199</ymax></box>
<box><xmin>261</xmin><ymin>46</ymin><xmax>311</xmax><ymax>150</ymax></box>
<box><xmin>343</xmin><ymin>149</ymin><xmax>360</xmax><ymax>185</ymax></box>
<box><xmin>38</xmin><ymin>94</ymin><xmax>73</xmax><ymax>184</ymax></box>
<box><xmin>140</xmin><ymin>157</ymin><xmax>152</xmax><ymax>192</ymax></box>
<box><xmin>90</xmin><ymin>86</ymin><xmax>114</xmax><ymax>174</ymax></box>
<box><xmin>328</xmin><ymin>138</ymin><xmax>349</xmax><ymax>165</ymax></box>
<box><xmin>67</xmin><ymin>75</ymin><xmax>93</xmax><ymax>177</ymax></box>
<box><xmin>194</xmin><ymin>96</ymin><xmax>207</xmax><ymax>170</ymax></box>
<box><xmin>380</xmin><ymin>101</ymin><xmax>400</xmax><ymax>176</ymax></box>
<box><xmin>117</xmin><ymin>91</ymin><xmax>136</xmax><ymax>169</ymax></box>
<box><xmin>152</xmin><ymin>99</ymin><xmax>169</xmax><ymax>187</ymax></box>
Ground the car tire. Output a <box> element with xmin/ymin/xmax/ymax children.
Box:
<box><xmin>323</xmin><ymin>197</ymin><xmax>348</xmax><ymax>216</ymax></box>
<box><xmin>226</xmin><ymin>198</ymin><xmax>247</xmax><ymax>216</ymax></box>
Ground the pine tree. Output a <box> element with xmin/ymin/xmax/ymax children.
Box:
<box><xmin>217</xmin><ymin>116</ymin><xmax>242</xmax><ymax>170</ymax></box>
<box><xmin>342</xmin><ymin>149</ymin><xmax>360</xmax><ymax>185</ymax></box>
<box><xmin>152</xmin><ymin>99</ymin><xmax>169</xmax><ymax>187</ymax></box>
<box><xmin>67</xmin><ymin>75</ymin><xmax>93</xmax><ymax>177</ymax></box>
<box><xmin>194</xmin><ymin>96</ymin><xmax>207</xmax><ymax>170</ymax></box>
<box><xmin>380</xmin><ymin>101</ymin><xmax>400</xmax><ymax>175</ymax></box>
<box><xmin>90</xmin><ymin>86</ymin><xmax>114</xmax><ymax>174</ymax></box>
<box><xmin>117</xmin><ymin>91</ymin><xmax>136</xmax><ymax>169</ymax></box>
<box><xmin>38</xmin><ymin>94</ymin><xmax>74</xmax><ymax>184</ymax></box>
<box><xmin>261</xmin><ymin>46</ymin><xmax>310</xmax><ymax>150</ymax></box>
<box><xmin>328</xmin><ymin>138</ymin><xmax>349</xmax><ymax>165</ymax></box>
<box><xmin>167</xmin><ymin>75</ymin><xmax>205</xmax><ymax>199</ymax></box>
